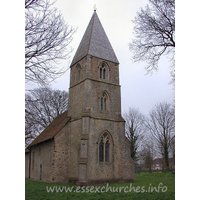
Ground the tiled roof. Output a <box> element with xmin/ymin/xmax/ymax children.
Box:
<box><xmin>28</xmin><ymin>111</ymin><xmax>70</xmax><ymax>148</ymax></box>
<box><xmin>71</xmin><ymin>11</ymin><xmax>119</xmax><ymax>66</ymax></box>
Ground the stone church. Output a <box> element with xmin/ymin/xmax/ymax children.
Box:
<box><xmin>25</xmin><ymin>10</ymin><xmax>135</xmax><ymax>185</ymax></box>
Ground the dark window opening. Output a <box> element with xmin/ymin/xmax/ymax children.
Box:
<box><xmin>100</xmin><ymin>68</ymin><xmax>102</xmax><ymax>79</ymax></box>
<box><xmin>99</xmin><ymin>63</ymin><xmax>108</xmax><ymax>80</ymax></box>
<box><xmin>101</xmin><ymin>97</ymin><xmax>103</xmax><ymax>110</ymax></box>
<box><xmin>101</xmin><ymin>92</ymin><xmax>107</xmax><ymax>111</ymax></box>
<box><xmin>103</xmin><ymin>68</ymin><xmax>106</xmax><ymax>79</ymax></box>
<box><xmin>99</xmin><ymin>133</ymin><xmax>110</xmax><ymax>162</ymax></box>
<box><xmin>105</xmin><ymin>140</ymin><xmax>110</xmax><ymax>162</ymax></box>
<box><xmin>99</xmin><ymin>139</ymin><xmax>104</xmax><ymax>162</ymax></box>
<box><xmin>104</xmin><ymin>98</ymin><xmax>106</xmax><ymax>111</ymax></box>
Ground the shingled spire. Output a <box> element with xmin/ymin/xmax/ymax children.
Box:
<box><xmin>71</xmin><ymin>11</ymin><xmax>119</xmax><ymax>67</ymax></box>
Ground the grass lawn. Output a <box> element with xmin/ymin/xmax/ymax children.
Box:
<box><xmin>25</xmin><ymin>172</ymin><xmax>175</xmax><ymax>200</ymax></box>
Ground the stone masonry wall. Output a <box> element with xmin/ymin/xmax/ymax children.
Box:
<box><xmin>68</xmin><ymin>119</ymin><xmax>82</xmax><ymax>183</ymax></box>
<box><xmin>70</xmin><ymin>56</ymin><xmax>119</xmax><ymax>88</ymax></box>
<box><xmin>29</xmin><ymin>140</ymin><xmax>54</xmax><ymax>182</ymax></box>
<box><xmin>68</xmin><ymin>56</ymin><xmax>121</xmax><ymax>120</ymax></box>
<box><xmin>87</xmin><ymin>118</ymin><xmax>135</xmax><ymax>183</ymax></box>
<box><xmin>52</xmin><ymin>123</ymin><xmax>71</xmax><ymax>183</ymax></box>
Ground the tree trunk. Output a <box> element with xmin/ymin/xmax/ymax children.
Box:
<box><xmin>164</xmin><ymin>145</ymin><xmax>170</xmax><ymax>171</ymax></box>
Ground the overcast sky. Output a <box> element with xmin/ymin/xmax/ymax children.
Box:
<box><xmin>26</xmin><ymin>0</ymin><xmax>174</xmax><ymax>115</ymax></box>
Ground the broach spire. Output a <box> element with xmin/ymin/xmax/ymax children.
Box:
<box><xmin>70</xmin><ymin>11</ymin><xmax>119</xmax><ymax>67</ymax></box>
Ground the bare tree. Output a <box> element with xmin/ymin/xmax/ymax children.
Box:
<box><xmin>145</xmin><ymin>102</ymin><xmax>175</xmax><ymax>171</ymax></box>
<box><xmin>129</xmin><ymin>0</ymin><xmax>175</xmax><ymax>83</ymax></box>
<box><xmin>25</xmin><ymin>0</ymin><xmax>41</xmax><ymax>9</ymax></box>
<box><xmin>124</xmin><ymin>108</ymin><xmax>145</xmax><ymax>162</ymax></box>
<box><xmin>142</xmin><ymin>147</ymin><xmax>153</xmax><ymax>172</ymax></box>
<box><xmin>25</xmin><ymin>0</ymin><xmax>76</xmax><ymax>86</ymax></box>
<box><xmin>140</xmin><ymin>134</ymin><xmax>156</xmax><ymax>172</ymax></box>
<box><xmin>170</xmin><ymin>135</ymin><xmax>175</xmax><ymax>166</ymax></box>
<box><xmin>25</xmin><ymin>88</ymin><xmax>68</xmax><ymax>147</ymax></box>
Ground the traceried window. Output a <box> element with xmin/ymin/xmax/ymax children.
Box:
<box><xmin>100</xmin><ymin>92</ymin><xmax>107</xmax><ymax>111</ymax></box>
<box><xmin>99</xmin><ymin>63</ymin><xmax>108</xmax><ymax>80</ymax></box>
<box><xmin>99</xmin><ymin>132</ymin><xmax>110</xmax><ymax>162</ymax></box>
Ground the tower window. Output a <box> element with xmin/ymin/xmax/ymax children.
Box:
<box><xmin>99</xmin><ymin>63</ymin><xmax>108</xmax><ymax>80</ymax></box>
<box><xmin>98</xmin><ymin>132</ymin><xmax>110</xmax><ymax>162</ymax></box>
<box><xmin>101</xmin><ymin>92</ymin><xmax>107</xmax><ymax>111</ymax></box>
<box><xmin>104</xmin><ymin>98</ymin><xmax>106</xmax><ymax>110</ymax></box>
<box><xmin>103</xmin><ymin>68</ymin><xmax>106</xmax><ymax>79</ymax></box>
<box><xmin>100</xmin><ymin>67</ymin><xmax>102</xmax><ymax>79</ymax></box>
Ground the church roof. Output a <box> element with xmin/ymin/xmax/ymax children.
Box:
<box><xmin>27</xmin><ymin>111</ymin><xmax>70</xmax><ymax>148</ymax></box>
<box><xmin>71</xmin><ymin>11</ymin><xmax>119</xmax><ymax>67</ymax></box>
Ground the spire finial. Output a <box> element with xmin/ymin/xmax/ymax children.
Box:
<box><xmin>93</xmin><ymin>4</ymin><xmax>97</xmax><ymax>11</ymax></box>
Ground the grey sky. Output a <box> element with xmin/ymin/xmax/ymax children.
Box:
<box><xmin>26</xmin><ymin>0</ymin><xmax>174</xmax><ymax>115</ymax></box>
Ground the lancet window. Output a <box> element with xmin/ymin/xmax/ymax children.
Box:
<box><xmin>101</xmin><ymin>92</ymin><xmax>107</xmax><ymax>111</ymax></box>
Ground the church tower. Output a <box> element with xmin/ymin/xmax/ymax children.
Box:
<box><xmin>68</xmin><ymin>10</ymin><xmax>135</xmax><ymax>185</ymax></box>
<box><xmin>25</xmin><ymin>10</ymin><xmax>134</xmax><ymax>185</ymax></box>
